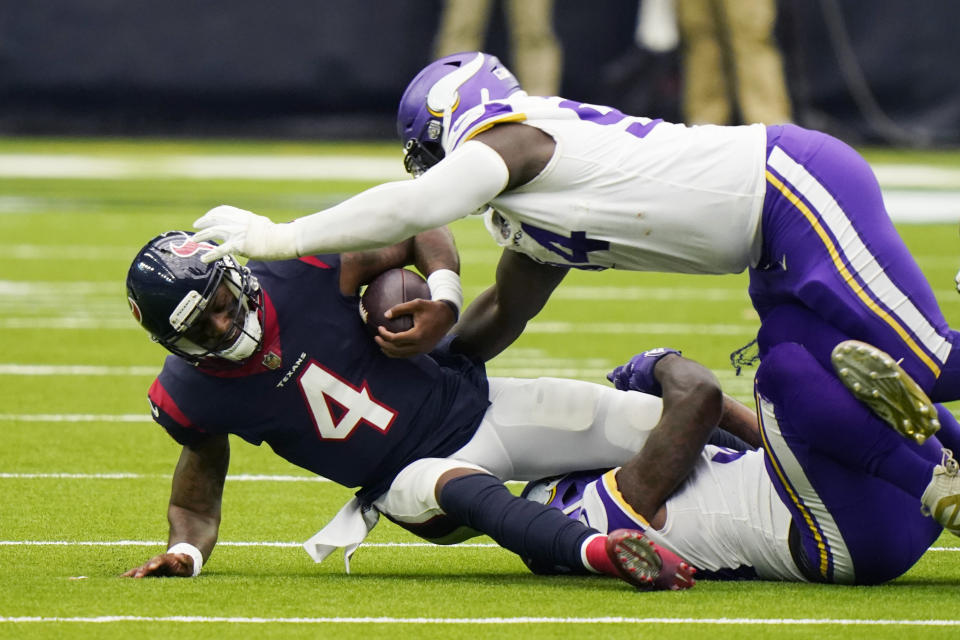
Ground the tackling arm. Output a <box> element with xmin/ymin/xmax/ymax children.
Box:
<box><xmin>122</xmin><ymin>435</ymin><xmax>229</xmax><ymax>578</ymax></box>
<box><xmin>192</xmin><ymin>142</ymin><xmax>508</xmax><ymax>263</ymax></box>
<box><xmin>452</xmin><ymin>249</ymin><xmax>568</xmax><ymax>362</ymax></box>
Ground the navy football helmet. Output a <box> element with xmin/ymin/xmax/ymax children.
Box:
<box><xmin>126</xmin><ymin>230</ymin><xmax>263</xmax><ymax>365</ymax></box>
<box><xmin>397</xmin><ymin>51</ymin><xmax>523</xmax><ymax>176</ymax></box>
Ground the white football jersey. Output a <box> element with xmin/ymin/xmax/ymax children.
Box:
<box><xmin>641</xmin><ymin>445</ymin><xmax>805</xmax><ymax>581</ymax></box>
<box><xmin>450</xmin><ymin>94</ymin><xmax>767</xmax><ymax>274</ymax></box>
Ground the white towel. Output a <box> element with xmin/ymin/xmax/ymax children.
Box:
<box><xmin>302</xmin><ymin>497</ymin><xmax>380</xmax><ymax>573</ymax></box>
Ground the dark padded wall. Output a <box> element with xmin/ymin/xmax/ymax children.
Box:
<box><xmin>1</xmin><ymin>0</ymin><xmax>957</xmax><ymax>144</ymax></box>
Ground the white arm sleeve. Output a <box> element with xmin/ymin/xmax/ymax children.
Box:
<box><xmin>290</xmin><ymin>140</ymin><xmax>509</xmax><ymax>255</ymax></box>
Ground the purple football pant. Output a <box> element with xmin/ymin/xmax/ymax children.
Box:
<box><xmin>756</xmin><ymin>340</ymin><xmax>943</xmax><ymax>584</ymax></box>
<box><xmin>752</xmin><ymin>124</ymin><xmax>960</xmax><ymax>403</ymax></box>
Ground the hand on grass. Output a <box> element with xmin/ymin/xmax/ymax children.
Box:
<box><xmin>121</xmin><ymin>552</ymin><xmax>195</xmax><ymax>578</ymax></box>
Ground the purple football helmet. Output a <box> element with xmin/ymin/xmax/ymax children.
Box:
<box><xmin>520</xmin><ymin>469</ymin><xmax>606</xmax><ymax>522</ymax></box>
<box><xmin>397</xmin><ymin>51</ymin><xmax>523</xmax><ymax>176</ymax></box>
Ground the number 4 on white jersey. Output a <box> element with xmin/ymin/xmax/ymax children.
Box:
<box><xmin>298</xmin><ymin>362</ymin><xmax>397</xmax><ymax>440</ymax></box>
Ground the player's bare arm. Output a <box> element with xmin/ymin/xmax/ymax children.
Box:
<box><xmin>616</xmin><ymin>354</ymin><xmax>723</xmax><ymax>528</ymax></box>
<box><xmin>340</xmin><ymin>227</ymin><xmax>461</xmax><ymax>358</ymax></box>
<box><xmin>453</xmin><ymin>249</ymin><xmax>568</xmax><ymax>362</ymax></box>
<box><xmin>718</xmin><ymin>394</ymin><xmax>761</xmax><ymax>448</ymax></box>
<box><xmin>122</xmin><ymin>434</ymin><xmax>229</xmax><ymax>578</ymax></box>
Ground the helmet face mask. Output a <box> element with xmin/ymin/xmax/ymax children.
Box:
<box><xmin>175</xmin><ymin>271</ymin><xmax>262</xmax><ymax>362</ymax></box>
<box><xmin>397</xmin><ymin>52</ymin><xmax>523</xmax><ymax>176</ymax></box>
<box><xmin>126</xmin><ymin>231</ymin><xmax>263</xmax><ymax>365</ymax></box>
<box><xmin>402</xmin><ymin>138</ymin><xmax>444</xmax><ymax>177</ymax></box>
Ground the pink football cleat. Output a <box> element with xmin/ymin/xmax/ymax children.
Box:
<box><xmin>605</xmin><ymin>528</ymin><xmax>696</xmax><ymax>590</ymax></box>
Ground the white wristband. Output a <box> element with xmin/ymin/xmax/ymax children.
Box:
<box><xmin>167</xmin><ymin>542</ymin><xmax>203</xmax><ymax>577</ymax></box>
<box><xmin>427</xmin><ymin>269</ymin><xmax>463</xmax><ymax>320</ymax></box>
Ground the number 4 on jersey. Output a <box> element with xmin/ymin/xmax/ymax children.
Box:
<box><xmin>521</xmin><ymin>223</ymin><xmax>610</xmax><ymax>264</ymax></box>
<box><xmin>298</xmin><ymin>362</ymin><xmax>397</xmax><ymax>440</ymax></box>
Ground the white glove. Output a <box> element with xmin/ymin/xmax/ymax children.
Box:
<box><xmin>955</xmin><ymin>268</ymin><xmax>959</xmax><ymax>295</ymax></box>
<box><xmin>193</xmin><ymin>205</ymin><xmax>297</xmax><ymax>263</ymax></box>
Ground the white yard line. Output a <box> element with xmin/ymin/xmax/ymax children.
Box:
<box><xmin>0</xmin><ymin>472</ymin><xmax>526</xmax><ymax>486</ymax></box>
<box><xmin>872</xmin><ymin>164</ymin><xmax>960</xmax><ymax>189</ymax></box>
<box><xmin>0</xmin><ymin>364</ymin><xmax>158</xmax><ymax>376</ymax></box>
<box><xmin>0</xmin><ymin>152</ymin><xmax>957</xmax><ymax>187</ymax></box>
<box><xmin>1</xmin><ymin>539</ymin><xmax>953</xmax><ymax>552</ymax></box>
<box><xmin>0</xmin><ymin>154</ymin><xmax>407</xmax><ymax>181</ymax></box>
<box><xmin>0</xmin><ymin>319</ymin><xmax>140</xmax><ymax>329</ymax></box>
<box><xmin>0</xmin><ymin>540</ymin><xmax>499</xmax><ymax>549</ymax></box>
<box><xmin>0</xmin><ymin>363</ymin><xmax>705</xmax><ymax>383</ymax></box>
<box><xmin>0</xmin><ymin>414</ymin><xmax>152</xmax><ymax>422</ymax></box>
<box><xmin>0</xmin><ymin>317</ymin><xmax>762</xmax><ymax>334</ymax></box>
<box><xmin>0</xmin><ymin>153</ymin><xmax>956</xmax><ymax>221</ymax></box>
<box><xmin>882</xmin><ymin>191</ymin><xmax>960</xmax><ymax>223</ymax></box>
<box><xmin>524</xmin><ymin>321</ymin><xmax>756</xmax><ymax>335</ymax></box>
<box><xmin>0</xmin><ymin>318</ymin><xmax>765</xmax><ymax>333</ymax></box>
<box><xmin>2</xmin><ymin>280</ymin><xmax>753</xmax><ymax>300</ymax></box>
<box><xmin>1</xmin><ymin>615</ymin><xmax>959</xmax><ymax>626</ymax></box>
<box><xmin>0</xmin><ymin>472</ymin><xmax>327</xmax><ymax>481</ymax></box>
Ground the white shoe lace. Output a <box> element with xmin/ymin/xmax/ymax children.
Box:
<box><xmin>941</xmin><ymin>448</ymin><xmax>959</xmax><ymax>476</ymax></box>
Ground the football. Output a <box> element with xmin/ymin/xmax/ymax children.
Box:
<box><xmin>359</xmin><ymin>268</ymin><xmax>430</xmax><ymax>336</ymax></box>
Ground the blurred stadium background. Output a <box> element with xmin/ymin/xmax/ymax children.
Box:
<box><xmin>2</xmin><ymin>0</ymin><xmax>959</xmax><ymax>145</ymax></box>
<box><xmin>2</xmin><ymin>1</ymin><xmax>959</xmax><ymax>638</ymax></box>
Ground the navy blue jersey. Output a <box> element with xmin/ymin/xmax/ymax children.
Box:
<box><xmin>147</xmin><ymin>255</ymin><xmax>490</xmax><ymax>501</ymax></box>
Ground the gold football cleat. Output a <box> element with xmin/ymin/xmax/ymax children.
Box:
<box><xmin>831</xmin><ymin>340</ymin><xmax>940</xmax><ymax>445</ymax></box>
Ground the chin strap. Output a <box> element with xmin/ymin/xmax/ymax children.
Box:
<box><xmin>216</xmin><ymin>309</ymin><xmax>263</xmax><ymax>362</ymax></box>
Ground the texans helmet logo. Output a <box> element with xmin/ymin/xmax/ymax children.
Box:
<box><xmin>169</xmin><ymin>239</ymin><xmax>216</xmax><ymax>258</ymax></box>
<box><xmin>127</xmin><ymin>296</ymin><xmax>143</xmax><ymax>324</ymax></box>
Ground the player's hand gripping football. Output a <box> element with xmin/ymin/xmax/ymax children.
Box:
<box><xmin>121</xmin><ymin>552</ymin><xmax>196</xmax><ymax>578</ymax></box>
<box><xmin>193</xmin><ymin>205</ymin><xmax>293</xmax><ymax>263</ymax></box>
<box><xmin>374</xmin><ymin>299</ymin><xmax>457</xmax><ymax>358</ymax></box>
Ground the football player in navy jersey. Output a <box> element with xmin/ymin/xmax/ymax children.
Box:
<box><xmin>188</xmin><ymin>52</ymin><xmax>960</xmax><ymax>450</ymax></box>
<box><xmin>525</xmin><ymin>307</ymin><xmax>960</xmax><ymax>584</ymax></box>
<box><xmin>119</xmin><ymin>228</ymin><xmax>759</xmax><ymax>590</ymax></box>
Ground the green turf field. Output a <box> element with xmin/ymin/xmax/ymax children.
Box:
<box><xmin>1</xmin><ymin>138</ymin><xmax>958</xmax><ymax>639</ymax></box>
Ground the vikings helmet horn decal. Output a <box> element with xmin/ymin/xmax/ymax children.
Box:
<box><xmin>397</xmin><ymin>52</ymin><xmax>523</xmax><ymax>177</ymax></box>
